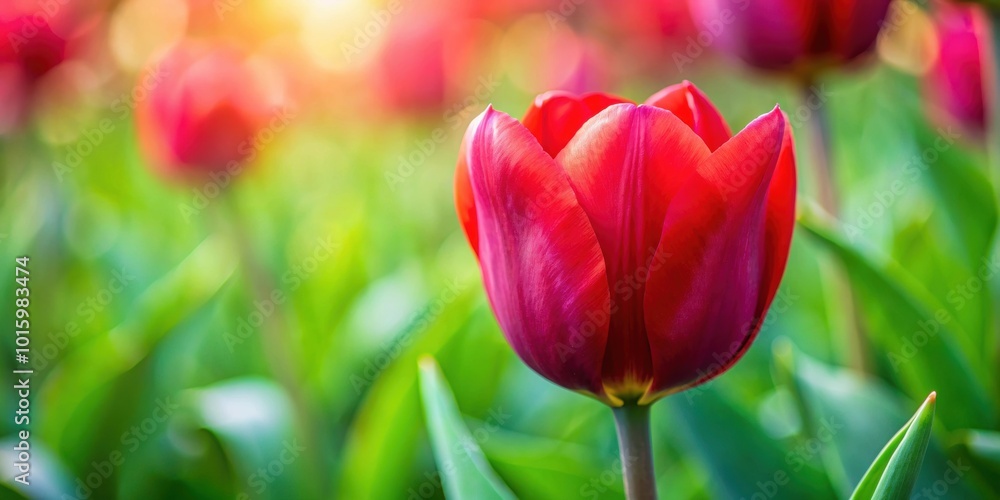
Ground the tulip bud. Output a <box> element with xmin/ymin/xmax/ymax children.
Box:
<box><xmin>688</xmin><ymin>0</ymin><xmax>893</xmax><ymax>78</ymax></box>
<box><xmin>455</xmin><ymin>81</ymin><xmax>796</xmax><ymax>406</ymax></box>
<box><xmin>924</xmin><ymin>3</ymin><xmax>989</xmax><ymax>138</ymax></box>
<box><xmin>135</xmin><ymin>43</ymin><xmax>288</xmax><ymax>181</ymax></box>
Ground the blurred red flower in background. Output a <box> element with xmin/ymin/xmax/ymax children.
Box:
<box><xmin>924</xmin><ymin>2</ymin><xmax>989</xmax><ymax>138</ymax></box>
<box><xmin>372</xmin><ymin>11</ymin><xmax>496</xmax><ymax>115</ymax></box>
<box><xmin>0</xmin><ymin>2</ymin><xmax>99</xmax><ymax>133</ymax></box>
<box><xmin>688</xmin><ymin>0</ymin><xmax>893</xmax><ymax>78</ymax></box>
<box><xmin>0</xmin><ymin>12</ymin><xmax>66</xmax><ymax>80</ymax></box>
<box><xmin>455</xmin><ymin>82</ymin><xmax>796</xmax><ymax>405</ymax></box>
<box><xmin>135</xmin><ymin>43</ymin><xmax>289</xmax><ymax>180</ymax></box>
<box><xmin>589</xmin><ymin>0</ymin><xmax>698</xmax><ymax>72</ymax></box>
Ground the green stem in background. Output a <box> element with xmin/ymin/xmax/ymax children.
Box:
<box><xmin>987</xmin><ymin>9</ymin><xmax>1000</xmax><ymax>175</ymax></box>
<box><xmin>802</xmin><ymin>83</ymin><xmax>840</xmax><ymax>215</ymax></box>
<box><xmin>986</xmin><ymin>8</ymin><xmax>1000</xmax><ymax>391</ymax></box>
<box><xmin>800</xmin><ymin>82</ymin><xmax>869</xmax><ymax>375</ymax></box>
<box><xmin>612</xmin><ymin>404</ymin><xmax>657</xmax><ymax>500</ymax></box>
<box><xmin>213</xmin><ymin>195</ymin><xmax>327</xmax><ymax>498</ymax></box>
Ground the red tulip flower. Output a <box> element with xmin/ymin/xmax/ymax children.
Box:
<box><xmin>924</xmin><ymin>3</ymin><xmax>989</xmax><ymax>138</ymax></box>
<box><xmin>688</xmin><ymin>0</ymin><xmax>893</xmax><ymax>77</ymax></box>
<box><xmin>136</xmin><ymin>43</ymin><xmax>287</xmax><ymax>180</ymax></box>
<box><xmin>454</xmin><ymin>81</ymin><xmax>796</xmax><ymax>407</ymax></box>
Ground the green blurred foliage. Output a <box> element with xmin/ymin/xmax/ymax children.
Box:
<box><xmin>1</xmin><ymin>6</ymin><xmax>1000</xmax><ymax>500</ymax></box>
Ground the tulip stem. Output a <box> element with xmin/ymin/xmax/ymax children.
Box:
<box><xmin>801</xmin><ymin>82</ymin><xmax>840</xmax><ymax>215</ymax></box>
<box><xmin>986</xmin><ymin>9</ymin><xmax>1000</xmax><ymax>379</ymax></box>
<box><xmin>612</xmin><ymin>404</ymin><xmax>657</xmax><ymax>500</ymax></box>
<box><xmin>988</xmin><ymin>10</ymin><xmax>1000</xmax><ymax>176</ymax></box>
<box><xmin>800</xmin><ymin>81</ymin><xmax>869</xmax><ymax>375</ymax></box>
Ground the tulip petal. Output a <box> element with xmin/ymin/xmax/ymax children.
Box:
<box><xmin>643</xmin><ymin>107</ymin><xmax>790</xmax><ymax>400</ymax></box>
<box><xmin>454</xmin><ymin>136</ymin><xmax>479</xmax><ymax>255</ymax></box>
<box><xmin>556</xmin><ymin>103</ymin><xmax>711</xmax><ymax>399</ymax></box>
<box><xmin>459</xmin><ymin>92</ymin><xmax>627</xmax><ymax>255</ymax></box>
<box><xmin>521</xmin><ymin>91</ymin><xmax>631</xmax><ymax>157</ymax></box>
<box><xmin>464</xmin><ymin>106</ymin><xmax>612</xmax><ymax>399</ymax></box>
<box><xmin>760</xmin><ymin>118</ymin><xmax>797</xmax><ymax>311</ymax></box>
<box><xmin>645</xmin><ymin>81</ymin><xmax>732</xmax><ymax>151</ymax></box>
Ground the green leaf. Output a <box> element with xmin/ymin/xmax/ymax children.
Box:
<box><xmin>418</xmin><ymin>356</ymin><xmax>515</xmax><ymax>500</ymax></box>
<box><xmin>798</xmin><ymin>207</ymin><xmax>994</xmax><ymax>430</ymax></box>
<box><xmin>771</xmin><ymin>341</ymin><xmax>977</xmax><ymax>498</ymax></box>
<box><xmin>39</xmin><ymin>235</ymin><xmax>238</xmax><ymax>444</ymax></box>
<box><xmin>666</xmin><ymin>383</ymin><xmax>837</xmax><ymax>499</ymax></box>
<box><xmin>850</xmin><ymin>392</ymin><xmax>936</xmax><ymax>500</ymax></box>
<box><xmin>913</xmin><ymin>120</ymin><xmax>997</xmax><ymax>267</ymax></box>
<box><xmin>771</xmin><ymin>340</ymin><xmax>910</xmax><ymax>496</ymax></box>
<box><xmin>335</xmin><ymin>283</ymin><xmax>482</xmax><ymax>499</ymax></box>
<box><xmin>479</xmin><ymin>428</ymin><xmax>622</xmax><ymax>500</ymax></box>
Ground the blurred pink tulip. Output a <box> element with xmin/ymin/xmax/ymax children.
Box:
<box><xmin>0</xmin><ymin>4</ymin><xmax>69</xmax><ymax>132</ymax></box>
<box><xmin>924</xmin><ymin>2</ymin><xmax>989</xmax><ymax>138</ymax></box>
<box><xmin>688</xmin><ymin>0</ymin><xmax>893</xmax><ymax>78</ymax></box>
<box><xmin>135</xmin><ymin>43</ymin><xmax>288</xmax><ymax>180</ymax></box>
<box><xmin>373</xmin><ymin>12</ymin><xmax>494</xmax><ymax>115</ymax></box>
<box><xmin>0</xmin><ymin>11</ymin><xmax>67</xmax><ymax>81</ymax></box>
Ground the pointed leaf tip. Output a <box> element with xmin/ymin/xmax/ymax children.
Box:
<box><xmin>850</xmin><ymin>392</ymin><xmax>937</xmax><ymax>500</ymax></box>
<box><xmin>418</xmin><ymin>357</ymin><xmax>515</xmax><ymax>500</ymax></box>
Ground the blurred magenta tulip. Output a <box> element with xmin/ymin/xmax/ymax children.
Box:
<box><xmin>374</xmin><ymin>12</ymin><xmax>450</xmax><ymax>114</ymax></box>
<box><xmin>136</xmin><ymin>44</ymin><xmax>287</xmax><ymax>180</ymax></box>
<box><xmin>455</xmin><ymin>82</ymin><xmax>796</xmax><ymax>405</ymax></box>
<box><xmin>0</xmin><ymin>5</ymin><xmax>68</xmax><ymax>132</ymax></box>
<box><xmin>924</xmin><ymin>3</ymin><xmax>989</xmax><ymax>138</ymax></box>
<box><xmin>0</xmin><ymin>10</ymin><xmax>67</xmax><ymax>80</ymax></box>
<box><xmin>688</xmin><ymin>0</ymin><xmax>893</xmax><ymax>77</ymax></box>
<box><xmin>373</xmin><ymin>12</ymin><xmax>494</xmax><ymax>115</ymax></box>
